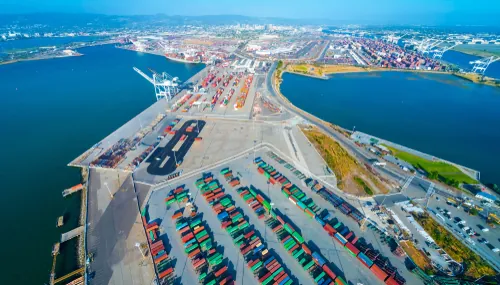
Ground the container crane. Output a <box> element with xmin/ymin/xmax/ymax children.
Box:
<box><xmin>133</xmin><ymin>67</ymin><xmax>180</xmax><ymax>101</ymax></box>
<box><xmin>432</xmin><ymin>43</ymin><xmax>459</xmax><ymax>59</ymax></box>
<box><xmin>470</xmin><ymin>56</ymin><xmax>500</xmax><ymax>75</ymax></box>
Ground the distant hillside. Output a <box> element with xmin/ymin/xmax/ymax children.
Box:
<box><xmin>0</xmin><ymin>13</ymin><xmax>333</xmax><ymax>28</ymax></box>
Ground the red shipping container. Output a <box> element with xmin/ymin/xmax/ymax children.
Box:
<box><xmin>345</xmin><ymin>243</ymin><xmax>360</xmax><ymax>256</ymax></box>
<box><xmin>188</xmin><ymin>248</ymin><xmax>201</xmax><ymax>259</ymax></box>
<box><xmin>385</xmin><ymin>277</ymin><xmax>400</xmax><ymax>285</ymax></box>
<box><xmin>351</xmin><ymin>236</ymin><xmax>359</xmax><ymax>245</ymax></box>
<box><xmin>215</xmin><ymin>266</ymin><xmax>228</xmax><ymax>277</ymax></box>
<box><xmin>158</xmin><ymin>267</ymin><xmax>173</xmax><ymax>279</ymax></box>
<box><xmin>302</xmin><ymin>243</ymin><xmax>312</xmax><ymax>255</ymax></box>
<box><xmin>322</xmin><ymin>265</ymin><xmax>337</xmax><ymax>280</ymax></box>
<box><xmin>324</xmin><ymin>223</ymin><xmax>335</xmax><ymax>234</ymax></box>
<box><xmin>259</xmin><ymin>271</ymin><xmax>272</xmax><ymax>283</ymax></box>
<box><xmin>154</xmin><ymin>253</ymin><xmax>168</xmax><ymax>264</ymax></box>
<box><xmin>371</xmin><ymin>264</ymin><xmax>389</xmax><ymax>281</ymax></box>
<box><xmin>274</xmin><ymin>270</ymin><xmax>285</xmax><ymax>281</ymax></box>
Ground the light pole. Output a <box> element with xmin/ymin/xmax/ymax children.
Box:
<box><xmin>135</xmin><ymin>242</ymin><xmax>145</xmax><ymax>259</ymax></box>
<box><xmin>104</xmin><ymin>182</ymin><xmax>114</xmax><ymax>199</ymax></box>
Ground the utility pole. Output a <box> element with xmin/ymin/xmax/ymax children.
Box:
<box><xmin>104</xmin><ymin>182</ymin><xmax>114</xmax><ymax>199</ymax></box>
<box><xmin>135</xmin><ymin>242</ymin><xmax>145</xmax><ymax>259</ymax></box>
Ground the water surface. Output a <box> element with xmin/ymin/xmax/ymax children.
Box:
<box><xmin>280</xmin><ymin>71</ymin><xmax>500</xmax><ymax>186</ymax></box>
<box><xmin>0</xmin><ymin>44</ymin><xmax>203</xmax><ymax>284</ymax></box>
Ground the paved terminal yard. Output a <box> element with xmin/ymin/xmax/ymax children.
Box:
<box><xmin>140</xmin><ymin>146</ymin><xmax>421</xmax><ymax>285</ymax></box>
<box><xmin>86</xmin><ymin>169</ymin><xmax>155</xmax><ymax>285</ymax></box>
<box><xmin>133</xmin><ymin>118</ymin><xmax>301</xmax><ymax>186</ymax></box>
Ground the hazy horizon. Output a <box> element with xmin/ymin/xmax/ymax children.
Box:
<box><xmin>1</xmin><ymin>0</ymin><xmax>499</xmax><ymax>26</ymax></box>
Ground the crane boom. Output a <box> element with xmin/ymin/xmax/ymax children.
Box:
<box><xmin>133</xmin><ymin>67</ymin><xmax>154</xmax><ymax>85</ymax></box>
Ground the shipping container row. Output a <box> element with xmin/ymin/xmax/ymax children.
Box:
<box><xmin>169</xmin><ymin>185</ymin><xmax>233</xmax><ymax>285</ymax></box>
<box><xmin>258</xmin><ymin>154</ymin><xmax>406</xmax><ymax>285</ymax></box>
<box><xmin>225</xmin><ymin>165</ymin><xmax>348</xmax><ymax>285</ymax></box>
<box><xmin>141</xmin><ymin>210</ymin><xmax>175</xmax><ymax>283</ymax></box>
<box><xmin>196</xmin><ymin>172</ymin><xmax>293</xmax><ymax>285</ymax></box>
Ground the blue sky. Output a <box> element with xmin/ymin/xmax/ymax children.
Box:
<box><xmin>1</xmin><ymin>0</ymin><xmax>499</xmax><ymax>25</ymax></box>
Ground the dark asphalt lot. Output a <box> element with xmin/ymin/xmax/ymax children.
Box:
<box><xmin>146</xmin><ymin>119</ymin><xmax>206</xmax><ymax>176</ymax></box>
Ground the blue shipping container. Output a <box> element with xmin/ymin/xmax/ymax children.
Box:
<box><xmin>334</xmin><ymin>233</ymin><xmax>347</xmax><ymax>245</ymax></box>
<box><xmin>357</xmin><ymin>252</ymin><xmax>374</xmax><ymax>267</ymax></box>
<box><xmin>315</xmin><ymin>215</ymin><xmax>326</xmax><ymax>226</ymax></box>
<box><xmin>312</xmin><ymin>252</ymin><xmax>326</xmax><ymax>266</ymax></box>
<box><xmin>217</xmin><ymin>212</ymin><xmax>228</xmax><ymax>221</ymax></box>
<box><xmin>264</xmin><ymin>256</ymin><xmax>275</xmax><ymax>266</ymax></box>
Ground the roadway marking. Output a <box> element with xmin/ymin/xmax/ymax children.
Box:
<box><xmin>159</xmin><ymin>156</ymin><xmax>170</xmax><ymax>168</ymax></box>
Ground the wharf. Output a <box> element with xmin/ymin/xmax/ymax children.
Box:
<box><xmin>62</xmin><ymin>184</ymin><xmax>84</xmax><ymax>197</ymax></box>
<box><xmin>61</xmin><ymin>226</ymin><xmax>84</xmax><ymax>243</ymax></box>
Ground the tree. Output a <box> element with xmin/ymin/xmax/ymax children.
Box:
<box><xmin>485</xmin><ymin>183</ymin><xmax>499</xmax><ymax>195</ymax></box>
<box><xmin>469</xmin><ymin>208</ymin><xmax>479</xmax><ymax>216</ymax></box>
<box><xmin>428</xmin><ymin>171</ymin><xmax>439</xmax><ymax>180</ymax></box>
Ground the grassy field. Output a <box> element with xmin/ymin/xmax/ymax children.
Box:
<box><xmin>453</xmin><ymin>44</ymin><xmax>500</xmax><ymax>58</ymax></box>
<box><xmin>302</xmin><ymin>127</ymin><xmax>389</xmax><ymax>195</ymax></box>
<box><xmin>400</xmin><ymin>241</ymin><xmax>434</xmax><ymax>273</ymax></box>
<box><xmin>354</xmin><ymin>176</ymin><xmax>374</xmax><ymax>195</ymax></box>
<box><xmin>414</xmin><ymin>213</ymin><xmax>496</xmax><ymax>278</ymax></box>
<box><xmin>383</xmin><ymin>145</ymin><xmax>477</xmax><ymax>185</ymax></box>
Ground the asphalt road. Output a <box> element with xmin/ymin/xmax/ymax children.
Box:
<box><xmin>146</xmin><ymin>120</ymin><xmax>206</xmax><ymax>176</ymax></box>
<box><xmin>265</xmin><ymin>62</ymin><xmax>407</xmax><ymax>185</ymax></box>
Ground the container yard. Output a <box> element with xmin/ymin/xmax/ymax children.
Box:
<box><xmin>167</xmin><ymin>63</ymin><xmax>261</xmax><ymax>119</ymax></box>
<box><xmin>141</xmin><ymin>144</ymin><xmax>424</xmax><ymax>284</ymax></box>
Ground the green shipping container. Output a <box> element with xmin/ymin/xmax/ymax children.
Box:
<box><xmin>284</xmin><ymin>224</ymin><xmax>294</xmax><ymax>234</ymax></box>
<box><xmin>262</xmin><ymin>200</ymin><xmax>272</xmax><ymax>211</ymax></box>
<box><xmin>299</xmin><ymin>257</ymin><xmax>307</xmax><ymax>265</ymax></box>
<box><xmin>251</xmin><ymin>261</ymin><xmax>263</xmax><ymax>272</ymax></box>
<box><xmin>304</xmin><ymin>260</ymin><xmax>315</xmax><ymax>270</ymax></box>
<box><xmin>314</xmin><ymin>271</ymin><xmax>326</xmax><ymax>283</ymax></box>
<box><xmin>293</xmin><ymin>249</ymin><xmax>304</xmax><ymax>259</ymax></box>
<box><xmin>292</xmin><ymin>232</ymin><xmax>304</xmax><ymax>244</ymax></box>
<box><xmin>185</xmin><ymin>243</ymin><xmax>199</xmax><ymax>253</ymax></box>
<box><xmin>198</xmin><ymin>272</ymin><xmax>207</xmax><ymax>281</ymax></box>
<box><xmin>284</xmin><ymin>240</ymin><xmax>297</xmax><ymax>250</ymax></box>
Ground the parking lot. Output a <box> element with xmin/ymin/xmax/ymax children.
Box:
<box><xmin>427</xmin><ymin>196</ymin><xmax>500</xmax><ymax>270</ymax></box>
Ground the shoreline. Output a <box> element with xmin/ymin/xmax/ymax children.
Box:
<box><xmin>0</xmin><ymin>40</ymin><xmax>118</xmax><ymax>66</ymax></box>
<box><xmin>116</xmin><ymin>46</ymin><xmax>203</xmax><ymax>64</ymax></box>
<box><xmin>0</xmin><ymin>53</ymin><xmax>83</xmax><ymax>66</ymax></box>
<box><xmin>272</xmin><ymin>65</ymin><xmax>484</xmax><ymax>185</ymax></box>
<box><xmin>282</xmin><ymin>63</ymin><xmax>500</xmax><ymax>88</ymax></box>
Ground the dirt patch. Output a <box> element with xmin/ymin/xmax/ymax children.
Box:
<box><xmin>301</xmin><ymin>126</ymin><xmax>390</xmax><ymax>196</ymax></box>
<box><xmin>400</xmin><ymin>240</ymin><xmax>434</xmax><ymax>273</ymax></box>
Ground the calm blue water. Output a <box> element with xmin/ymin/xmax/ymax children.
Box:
<box><xmin>442</xmin><ymin>50</ymin><xmax>500</xmax><ymax>79</ymax></box>
<box><xmin>281</xmin><ymin>71</ymin><xmax>500</xmax><ymax>186</ymax></box>
<box><xmin>0</xmin><ymin>44</ymin><xmax>203</xmax><ymax>284</ymax></box>
<box><xmin>0</xmin><ymin>36</ymin><xmax>108</xmax><ymax>52</ymax></box>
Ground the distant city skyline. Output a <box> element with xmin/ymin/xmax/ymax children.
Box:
<box><xmin>1</xmin><ymin>0</ymin><xmax>499</xmax><ymax>26</ymax></box>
